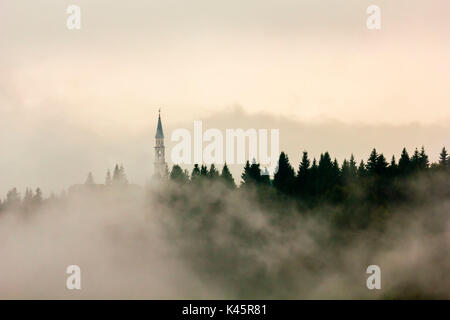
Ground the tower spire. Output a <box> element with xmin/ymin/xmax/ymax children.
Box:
<box><xmin>154</xmin><ymin>109</ymin><xmax>166</xmax><ymax>178</ymax></box>
<box><xmin>155</xmin><ymin>109</ymin><xmax>164</xmax><ymax>139</ymax></box>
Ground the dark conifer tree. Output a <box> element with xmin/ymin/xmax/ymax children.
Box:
<box><xmin>349</xmin><ymin>154</ymin><xmax>358</xmax><ymax>177</ymax></box>
<box><xmin>318</xmin><ymin>152</ymin><xmax>333</xmax><ymax>173</ymax></box>
<box><xmin>119</xmin><ymin>164</ymin><xmax>128</xmax><ymax>184</ymax></box>
<box><xmin>439</xmin><ymin>147</ymin><xmax>448</xmax><ymax>168</ymax></box>
<box><xmin>220</xmin><ymin>163</ymin><xmax>235</xmax><ymax>188</ymax></box>
<box><xmin>317</xmin><ymin>152</ymin><xmax>335</xmax><ymax>195</ymax></box>
<box><xmin>366</xmin><ymin>149</ymin><xmax>378</xmax><ymax>175</ymax></box>
<box><xmin>273</xmin><ymin>152</ymin><xmax>295</xmax><ymax>194</ymax></box>
<box><xmin>200</xmin><ymin>165</ymin><xmax>208</xmax><ymax>177</ymax></box>
<box><xmin>332</xmin><ymin>158</ymin><xmax>340</xmax><ymax>178</ymax></box>
<box><xmin>208</xmin><ymin>164</ymin><xmax>219</xmax><ymax>180</ymax></box>
<box><xmin>296</xmin><ymin>151</ymin><xmax>310</xmax><ymax>195</ymax></box>
<box><xmin>311</xmin><ymin>159</ymin><xmax>318</xmax><ymax>172</ymax></box>
<box><xmin>241</xmin><ymin>160</ymin><xmax>262</xmax><ymax>186</ymax></box>
<box><xmin>398</xmin><ymin>147</ymin><xmax>411</xmax><ymax>175</ymax></box>
<box><xmin>249</xmin><ymin>160</ymin><xmax>262</xmax><ymax>183</ymax></box>
<box><xmin>33</xmin><ymin>188</ymin><xmax>43</xmax><ymax>206</ymax></box>
<box><xmin>297</xmin><ymin>151</ymin><xmax>310</xmax><ymax>179</ymax></box>
<box><xmin>357</xmin><ymin>160</ymin><xmax>367</xmax><ymax>177</ymax></box>
<box><xmin>419</xmin><ymin>146</ymin><xmax>429</xmax><ymax>170</ymax></box>
<box><xmin>113</xmin><ymin>164</ymin><xmax>121</xmax><ymax>181</ymax></box>
<box><xmin>411</xmin><ymin>148</ymin><xmax>421</xmax><ymax>171</ymax></box>
<box><xmin>308</xmin><ymin>158</ymin><xmax>319</xmax><ymax>197</ymax></box>
<box><xmin>190</xmin><ymin>164</ymin><xmax>201</xmax><ymax>183</ymax></box>
<box><xmin>341</xmin><ymin>155</ymin><xmax>357</xmax><ymax>182</ymax></box>
<box><xmin>260</xmin><ymin>167</ymin><xmax>271</xmax><ymax>185</ymax></box>
<box><xmin>389</xmin><ymin>155</ymin><xmax>398</xmax><ymax>176</ymax></box>
<box><xmin>170</xmin><ymin>165</ymin><xmax>189</xmax><ymax>184</ymax></box>
<box><xmin>241</xmin><ymin>161</ymin><xmax>251</xmax><ymax>186</ymax></box>
<box><xmin>341</xmin><ymin>159</ymin><xmax>350</xmax><ymax>177</ymax></box>
<box><xmin>375</xmin><ymin>153</ymin><xmax>388</xmax><ymax>176</ymax></box>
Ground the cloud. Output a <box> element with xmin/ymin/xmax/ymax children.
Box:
<box><xmin>0</xmin><ymin>171</ymin><xmax>449</xmax><ymax>299</ymax></box>
<box><xmin>1</xmin><ymin>104</ymin><xmax>449</xmax><ymax>196</ymax></box>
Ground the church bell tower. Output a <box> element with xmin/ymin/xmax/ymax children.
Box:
<box><xmin>154</xmin><ymin>110</ymin><xmax>166</xmax><ymax>178</ymax></box>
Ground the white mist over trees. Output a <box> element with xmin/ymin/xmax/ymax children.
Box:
<box><xmin>0</xmin><ymin>147</ymin><xmax>449</xmax><ymax>298</ymax></box>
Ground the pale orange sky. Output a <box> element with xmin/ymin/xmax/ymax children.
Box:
<box><xmin>1</xmin><ymin>1</ymin><xmax>450</xmax><ymax>127</ymax></box>
<box><xmin>0</xmin><ymin>1</ymin><xmax>449</xmax><ymax>194</ymax></box>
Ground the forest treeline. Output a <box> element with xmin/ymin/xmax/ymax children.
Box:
<box><xmin>156</xmin><ymin>146</ymin><xmax>450</xmax><ymax>298</ymax></box>
<box><xmin>161</xmin><ymin>146</ymin><xmax>450</xmax><ymax>227</ymax></box>
<box><xmin>0</xmin><ymin>164</ymin><xmax>128</xmax><ymax>213</ymax></box>
<box><xmin>1</xmin><ymin>146</ymin><xmax>449</xmax><ymax>298</ymax></box>
<box><xmin>1</xmin><ymin>146</ymin><xmax>449</xmax><ymax>221</ymax></box>
<box><xmin>167</xmin><ymin>146</ymin><xmax>449</xmax><ymax>197</ymax></box>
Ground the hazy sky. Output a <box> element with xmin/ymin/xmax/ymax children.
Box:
<box><xmin>1</xmin><ymin>1</ymin><xmax>449</xmax><ymax>194</ymax></box>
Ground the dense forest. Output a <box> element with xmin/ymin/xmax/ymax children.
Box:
<box><xmin>157</xmin><ymin>146</ymin><xmax>450</xmax><ymax>298</ymax></box>
<box><xmin>1</xmin><ymin>146</ymin><xmax>449</xmax><ymax>229</ymax></box>
<box><xmin>1</xmin><ymin>146</ymin><xmax>449</xmax><ymax>299</ymax></box>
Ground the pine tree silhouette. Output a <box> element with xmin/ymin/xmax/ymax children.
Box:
<box><xmin>113</xmin><ymin>164</ymin><xmax>121</xmax><ymax>182</ymax></box>
<box><xmin>349</xmin><ymin>154</ymin><xmax>358</xmax><ymax>177</ymax></box>
<box><xmin>389</xmin><ymin>155</ymin><xmax>398</xmax><ymax>176</ymax></box>
<box><xmin>23</xmin><ymin>188</ymin><xmax>33</xmax><ymax>211</ymax></box>
<box><xmin>439</xmin><ymin>147</ymin><xmax>448</xmax><ymax>168</ymax></box>
<box><xmin>419</xmin><ymin>146</ymin><xmax>429</xmax><ymax>170</ymax></box>
<box><xmin>208</xmin><ymin>164</ymin><xmax>219</xmax><ymax>180</ymax></box>
<box><xmin>190</xmin><ymin>164</ymin><xmax>201</xmax><ymax>184</ymax></box>
<box><xmin>411</xmin><ymin>148</ymin><xmax>421</xmax><ymax>171</ymax></box>
<box><xmin>33</xmin><ymin>188</ymin><xmax>43</xmax><ymax>206</ymax></box>
<box><xmin>366</xmin><ymin>149</ymin><xmax>378</xmax><ymax>175</ymax></box>
<box><xmin>375</xmin><ymin>153</ymin><xmax>388</xmax><ymax>176</ymax></box>
<box><xmin>170</xmin><ymin>165</ymin><xmax>189</xmax><ymax>184</ymax></box>
<box><xmin>119</xmin><ymin>164</ymin><xmax>128</xmax><ymax>184</ymax></box>
<box><xmin>296</xmin><ymin>151</ymin><xmax>310</xmax><ymax>194</ymax></box>
<box><xmin>85</xmin><ymin>172</ymin><xmax>95</xmax><ymax>185</ymax></box>
<box><xmin>5</xmin><ymin>188</ymin><xmax>21</xmax><ymax>209</ymax></box>
<box><xmin>398</xmin><ymin>147</ymin><xmax>411</xmax><ymax>175</ymax></box>
<box><xmin>273</xmin><ymin>152</ymin><xmax>295</xmax><ymax>194</ymax></box>
<box><xmin>200</xmin><ymin>165</ymin><xmax>208</xmax><ymax>177</ymax></box>
<box><xmin>241</xmin><ymin>160</ymin><xmax>263</xmax><ymax>186</ymax></box>
<box><xmin>357</xmin><ymin>160</ymin><xmax>366</xmax><ymax>177</ymax></box>
<box><xmin>112</xmin><ymin>164</ymin><xmax>128</xmax><ymax>185</ymax></box>
<box><xmin>220</xmin><ymin>163</ymin><xmax>235</xmax><ymax>188</ymax></box>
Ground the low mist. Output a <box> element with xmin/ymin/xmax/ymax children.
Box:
<box><xmin>0</xmin><ymin>170</ymin><xmax>449</xmax><ymax>299</ymax></box>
